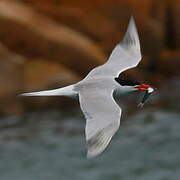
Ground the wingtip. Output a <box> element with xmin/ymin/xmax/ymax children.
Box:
<box><xmin>130</xmin><ymin>15</ymin><xmax>135</xmax><ymax>24</ymax></box>
<box><xmin>86</xmin><ymin>150</ymin><xmax>101</xmax><ymax>159</ymax></box>
<box><xmin>128</xmin><ymin>16</ymin><xmax>137</xmax><ymax>33</ymax></box>
<box><xmin>86</xmin><ymin>151</ymin><xmax>95</xmax><ymax>159</ymax></box>
<box><xmin>121</xmin><ymin>15</ymin><xmax>141</xmax><ymax>54</ymax></box>
<box><xmin>127</xmin><ymin>15</ymin><xmax>138</xmax><ymax>35</ymax></box>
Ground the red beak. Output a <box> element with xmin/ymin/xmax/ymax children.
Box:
<box><xmin>135</xmin><ymin>84</ymin><xmax>151</xmax><ymax>91</ymax></box>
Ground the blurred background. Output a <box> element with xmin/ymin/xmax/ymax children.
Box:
<box><xmin>0</xmin><ymin>0</ymin><xmax>180</xmax><ymax>179</ymax></box>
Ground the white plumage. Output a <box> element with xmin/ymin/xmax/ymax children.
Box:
<box><xmin>20</xmin><ymin>16</ymin><xmax>143</xmax><ymax>158</ymax></box>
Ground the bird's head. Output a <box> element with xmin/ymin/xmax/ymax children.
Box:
<box><xmin>114</xmin><ymin>77</ymin><xmax>155</xmax><ymax>94</ymax></box>
<box><xmin>114</xmin><ymin>78</ymin><xmax>156</xmax><ymax>107</ymax></box>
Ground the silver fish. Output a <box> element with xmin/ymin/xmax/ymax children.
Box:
<box><xmin>138</xmin><ymin>87</ymin><xmax>154</xmax><ymax>108</ymax></box>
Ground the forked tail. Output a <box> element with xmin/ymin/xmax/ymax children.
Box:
<box><xmin>19</xmin><ymin>85</ymin><xmax>78</xmax><ymax>98</ymax></box>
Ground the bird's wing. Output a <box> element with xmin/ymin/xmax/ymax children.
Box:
<box><xmin>77</xmin><ymin>82</ymin><xmax>121</xmax><ymax>158</ymax></box>
<box><xmin>84</xmin><ymin>16</ymin><xmax>141</xmax><ymax>80</ymax></box>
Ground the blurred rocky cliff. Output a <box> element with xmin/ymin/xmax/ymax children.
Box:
<box><xmin>0</xmin><ymin>0</ymin><xmax>179</xmax><ymax>115</ymax></box>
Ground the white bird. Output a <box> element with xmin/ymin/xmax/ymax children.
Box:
<box><xmin>20</xmin><ymin>16</ymin><xmax>154</xmax><ymax>158</ymax></box>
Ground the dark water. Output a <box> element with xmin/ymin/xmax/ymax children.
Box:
<box><xmin>0</xmin><ymin>78</ymin><xmax>180</xmax><ymax>180</ymax></box>
<box><xmin>0</xmin><ymin>107</ymin><xmax>180</xmax><ymax>180</ymax></box>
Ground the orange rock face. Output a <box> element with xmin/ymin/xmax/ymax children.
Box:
<box><xmin>0</xmin><ymin>0</ymin><xmax>179</xmax><ymax>114</ymax></box>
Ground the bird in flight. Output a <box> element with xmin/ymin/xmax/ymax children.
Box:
<box><xmin>20</xmin><ymin>16</ymin><xmax>155</xmax><ymax>158</ymax></box>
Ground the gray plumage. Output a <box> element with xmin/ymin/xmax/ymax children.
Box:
<box><xmin>20</xmin><ymin>16</ymin><xmax>142</xmax><ymax>158</ymax></box>
<box><xmin>73</xmin><ymin>16</ymin><xmax>142</xmax><ymax>157</ymax></box>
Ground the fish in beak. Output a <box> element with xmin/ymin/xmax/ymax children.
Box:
<box><xmin>135</xmin><ymin>84</ymin><xmax>155</xmax><ymax>108</ymax></box>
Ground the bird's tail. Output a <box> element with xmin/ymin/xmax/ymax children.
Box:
<box><xmin>19</xmin><ymin>85</ymin><xmax>78</xmax><ymax>98</ymax></box>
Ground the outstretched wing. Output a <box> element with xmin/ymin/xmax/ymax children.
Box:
<box><xmin>77</xmin><ymin>83</ymin><xmax>121</xmax><ymax>158</ymax></box>
<box><xmin>84</xmin><ymin>16</ymin><xmax>141</xmax><ymax>80</ymax></box>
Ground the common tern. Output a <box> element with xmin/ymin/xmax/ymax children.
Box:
<box><xmin>20</xmin><ymin>16</ymin><xmax>155</xmax><ymax>158</ymax></box>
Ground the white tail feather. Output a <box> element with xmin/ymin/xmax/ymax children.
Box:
<box><xmin>19</xmin><ymin>85</ymin><xmax>78</xmax><ymax>98</ymax></box>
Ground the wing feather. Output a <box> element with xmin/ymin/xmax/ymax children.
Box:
<box><xmin>84</xmin><ymin>16</ymin><xmax>141</xmax><ymax>80</ymax></box>
<box><xmin>77</xmin><ymin>83</ymin><xmax>121</xmax><ymax>158</ymax></box>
